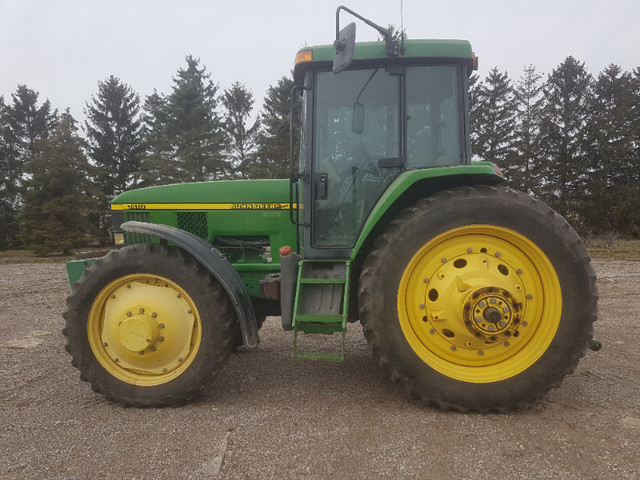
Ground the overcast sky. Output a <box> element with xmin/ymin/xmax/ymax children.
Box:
<box><xmin>1</xmin><ymin>0</ymin><xmax>638</xmax><ymax>121</ymax></box>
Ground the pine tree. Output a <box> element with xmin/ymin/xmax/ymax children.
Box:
<box><xmin>85</xmin><ymin>76</ymin><xmax>143</xmax><ymax>198</ymax></box>
<box><xmin>19</xmin><ymin>112</ymin><xmax>100</xmax><ymax>255</ymax></box>
<box><xmin>1</xmin><ymin>86</ymin><xmax>57</xmax><ymax>248</ymax></box>
<box><xmin>512</xmin><ymin>65</ymin><xmax>545</xmax><ymax>195</ymax></box>
<box><xmin>139</xmin><ymin>91</ymin><xmax>175</xmax><ymax>185</ymax></box>
<box><xmin>252</xmin><ymin>75</ymin><xmax>298</xmax><ymax>179</ymax></box>
<box><xmin>221</xmin><ymin>82</ymin><xmax>259</xmax><ymax>178</ymax></box>
<box><xmin>538</xmin><ymin>57</ymin><xmax>592</xmax><ymax>219</ymax></box>
<box><xmin>0</xmin><ymin>96</ymin><xmax>16</xmax><ymax>249</ymax></box>
<box><xmin>141</xmin><ymin>56</ymin><xmax>226</xmax><ymax>185</ymax></box>
<box><xmin>470</xmin><ymin>68</ymin><xmax>518</xmax><ymax>172</ymax></box>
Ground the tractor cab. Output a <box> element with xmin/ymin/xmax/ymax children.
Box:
<box><xmin>291</xmin><ymin>6</ymin><xmax>476</xmax><ymax>257</ymax></box>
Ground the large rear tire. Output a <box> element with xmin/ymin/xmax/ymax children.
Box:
<box><xmin>64</xmin><ymin>244</ymin><xmax>235</xmax><ymax>407</ymax></box>
<box><xmin>359</xmin><ymin>186</ymin><xmax>598</xmax><ymax>412</ymax></box>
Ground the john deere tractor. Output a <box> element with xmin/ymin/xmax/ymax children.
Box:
<box><xmin>64</xmin><ymin>6</ymin><xmax>598</xmax><ymax>411</ymax></box>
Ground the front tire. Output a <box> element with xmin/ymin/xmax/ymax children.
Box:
<box><xmin>64</xmin><ymin>244</ymin><xmax>235</xmax><ymax>407</ymax></box>
<box><xmin>359</xmin><ymin>186</ymin><xmax>597</xmax><ymax>412</ymax></box>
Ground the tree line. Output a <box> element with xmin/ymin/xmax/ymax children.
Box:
<box><xmin>1</xmin><ymin>54</ymin><xmax>638</xmax><ymax>254</ymax></box>
<box><xmin>0</xmin><ymin>55</ymin><xmax>295</xmax><ymax>253</ymax></box>
<box><xmin>470</xmin><ymin>58</ymin><xmax>640</xmax><ymax>238</ymax></box>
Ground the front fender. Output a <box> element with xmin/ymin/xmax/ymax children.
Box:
<box><xmin>121</xmin><ymin>221</ymin><xmax>259</xmax><ymax>349</ymax></box>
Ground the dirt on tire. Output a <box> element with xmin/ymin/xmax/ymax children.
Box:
<box><xmin>0</xmin><ymin>258</ymin><xmax>639</xmax><ymax>479</ymax></box>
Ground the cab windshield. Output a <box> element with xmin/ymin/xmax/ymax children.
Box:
<box><xmin>310</xmin><ymin>65</ymin><xmax>463</xmax><ymax>248</ymax></box>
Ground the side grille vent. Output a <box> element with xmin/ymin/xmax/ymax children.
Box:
<box><xmin>123</xmin><ymin>212</ymin><xmax>152</xmax><ymax>244</ymax></box>
<box><xmin>177</xmin><ymin>212</ymin><xmax>209</xmax><ymax>240</ymax></box>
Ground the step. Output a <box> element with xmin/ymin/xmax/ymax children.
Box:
<box><xmin>291</xmin><ymin>259</ymin><xmax>350</xmax><ymax>361</ymax></box>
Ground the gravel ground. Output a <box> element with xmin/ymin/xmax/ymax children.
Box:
<box><xmin>0</xmin><ymin>259</ymin><xmax>639</xmax><ymax>480</ymax></box>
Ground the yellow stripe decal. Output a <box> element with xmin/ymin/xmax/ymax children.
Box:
<box><xmin>111</xmin><ymin>202</ymin><xmax>295</xmax><ymax>211</ymax></box>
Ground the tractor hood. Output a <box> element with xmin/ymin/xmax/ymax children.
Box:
<box><xmin>110</xmin><ymin>179</ymin><xmax>290</xmax><ymax>211</ymax></box>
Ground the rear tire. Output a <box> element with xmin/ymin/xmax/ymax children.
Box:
<box><xmin>64</xmin><ymin>244</ymin><xmax>235</xmax><ymax>407</ymax></box>
<box><xmin>359</xmin><ymin>186</ymin><xmax>597</xmax><ymax>412</ymax></box>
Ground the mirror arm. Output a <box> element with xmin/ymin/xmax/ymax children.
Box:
<box><xmin>335</xmin><ymin>5</ymin><xmax>399</xmax><ymax>57</ymax></box>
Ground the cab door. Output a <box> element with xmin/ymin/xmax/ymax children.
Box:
<box><xmin>306</xmin><ymin>67</ymin><xmax>402</xmax><ymax>257</ymax></box>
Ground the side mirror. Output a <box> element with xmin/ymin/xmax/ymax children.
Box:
<box><xmin>333</xmin><ymin>22</ymin><xmax>356</xmax><ymax>74</ymax></box>
<box><xmin>352</xmin><ymin>102</ymin><xmax>364</xmax><ymax>134</ymax></box>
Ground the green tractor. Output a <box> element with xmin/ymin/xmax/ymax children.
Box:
<box><xmin>64</xmin><ymin>7</ymin><xmax>598</xmax><ymax>411</ymax></box>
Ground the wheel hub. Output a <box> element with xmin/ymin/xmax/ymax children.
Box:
<box><xmin>118</xmin><ymin>314</ymin><xmax>159</xmax><ymax>352</ymax></box>
<box><xmin>463</xmin><ymin>287</ymin><xmax>521</xmax><ymax>342</ymax></box>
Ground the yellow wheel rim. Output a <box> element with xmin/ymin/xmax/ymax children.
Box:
<box><xmin>87</xmin><ymin>274</ymin><xmax>202</xmax><ymax>386</ymax></box>
<box><xmin>398</xmin><ymin>225</ymin><xmax>562</xmax><ymax>383</ymax></box>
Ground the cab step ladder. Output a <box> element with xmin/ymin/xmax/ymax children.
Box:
<box><xmin>291</xmin><ymin>259</ymin><xmax>350</xmax><ymax>362</ymax></box>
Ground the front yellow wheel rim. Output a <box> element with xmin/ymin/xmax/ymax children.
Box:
<box><xmin>88</xmin><ymin>274</ymin><xmax>202</xmax><ymax>386</ymax></box>
<box><xmin>398</xmin><ymin>225</ymin><xmax>562</xmax><ymax>383</ymax></box>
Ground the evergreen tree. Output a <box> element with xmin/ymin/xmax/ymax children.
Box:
<box><xmin>253</xmin><ymin>75</ymin><xmax>298</xmax><ymax>179</ymax></box>
<box><xmin>221</xmin><ymin>82</ymin><xmax>259</xmax><ymax>178</ymax></box>
<box><xmin>85</xmin><ymin>76</ymin><xmax>143</xmax><ymax>198</ymax></box>
<box><xmin>19</xmin><ymin>112</ymin><xmax>100</xmax><ymax>255</ymax></box>
<box><xmin>538</xmin><ymin>56</ymin><xmax>592</xmax><ymax>219</ymax></box>
<box><xmin>1</xmin><ymin>86</ymin><xmax>57</xmax><ymax>248</ymax></box>
<box><xmin>512</xmin><ymin>65</ymin><xmax>545</xmax><ymax>195</ymax></box>
<box><xmin>470</xmin><ymin>68</ymin><xmax>518</xmax><ymax>171</ymax></box>
<box><xmin>141</xmin><ymin>56</ymin><xmax>226</xmax><ymax>185</ymax></box>
<box><xmin>139</xmin><ymin>90</ymin><xmax>174</xmax><ymax>185</ymax></box>
<box><xmin>0</xmin><ymin>96</ymin><xmax>16</xmax><ymax>249</ymax></box>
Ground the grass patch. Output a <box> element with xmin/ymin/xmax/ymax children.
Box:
<box><xmin>0</xmin><ymin>250</ymin><xmax>74</xmax><ymax>265</ymax></box>
<box><xmin>0</xmin><ymin>248</ymin><xmax>110</xmax><ymax>265</ymax></box>
<box><xmin>587</xmin><ymin>238</ymin><xmax>640</xmax><ymax>260</ymax></box>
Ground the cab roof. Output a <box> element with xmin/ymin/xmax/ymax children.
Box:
<box><xmin>294</xmin><ymin>39</ymin><xmax>475</xmax><ymax>82</ymax></box>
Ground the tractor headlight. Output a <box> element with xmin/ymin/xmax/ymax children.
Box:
<box><xmin>113</xmin><ymin>232</ymin><xmax>125</xmax><ymax>246</ymax></box>
<box><xmin>111</xmin><ymin>210</ymin><xmax>125</xmax><ymax>246</ymax></box>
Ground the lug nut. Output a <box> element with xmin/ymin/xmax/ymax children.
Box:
<box><xmin>158</xmin><ymin>336</ymin><xmax>165</xmax><ymax>342</ymax></box>
<box><xmin>126</xmin><ymin>311</ymin><xmax>132</xmax><ymax>317</ymax></box>
<box><xmin>151</xmin><ymin>312</ymin><xmax>157</xmax><ymax>318</ymax></box>
<box><xmin>139</xmin><ymin>308</ymin><xmax>145</xmax><ymax>314</ymax></box>
<box><xmin>158</xmin><ymin>323</ymin><xmax>165</xmax><ymax>329</ymax></box>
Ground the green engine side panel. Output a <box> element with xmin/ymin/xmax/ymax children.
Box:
<box><xmin>110</xmin><ymin>179</ymin><xmax>298</xmax><ymax>299</ymax></box>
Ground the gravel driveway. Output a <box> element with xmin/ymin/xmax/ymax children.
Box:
<box><xmin>1</xmin><ymin>259</ymin><xmax>639</xmax><ymax>479</ymax></box>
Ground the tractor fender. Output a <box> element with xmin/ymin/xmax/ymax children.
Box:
<box><xmin>121</xmin><ymin>221</ymin><xmax>259</xmax><ymax>349</ymax></box>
